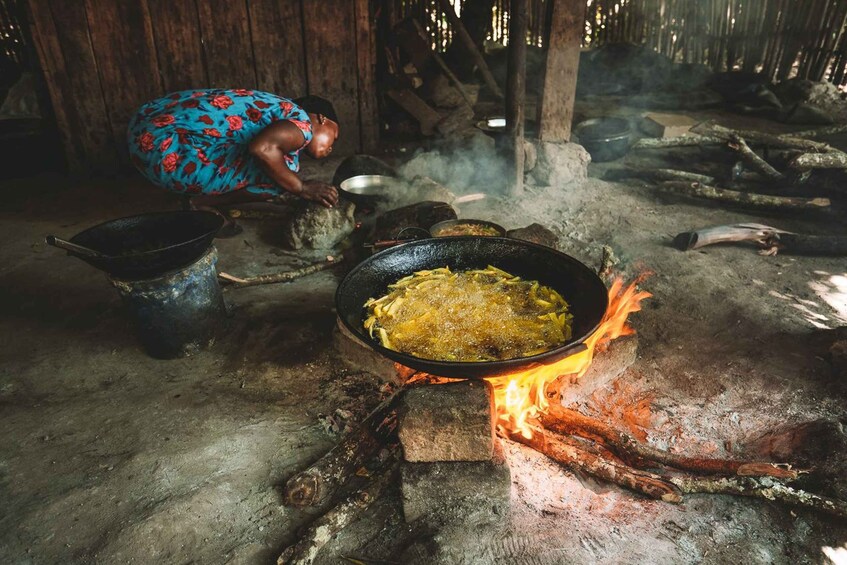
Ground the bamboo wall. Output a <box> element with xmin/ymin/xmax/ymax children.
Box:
<box><xmin>25</xmin><ymin>0</ymin><xmax>378</xmax><ymax>173</ymax></box>
<box><xmin>396</xmin><ymin>0</ymin><xmax>847</xmax><ymax>87</ymax></box>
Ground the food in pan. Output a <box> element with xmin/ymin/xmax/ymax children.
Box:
<box><xmin>433</xmin><ymin>223</ymin><xmax>502</xmax><ymax>237</ymax></box>
<box><xmin>363</xmin><ymin>266</ymin><xmax>573</xmax><ymax>362</ymax></box>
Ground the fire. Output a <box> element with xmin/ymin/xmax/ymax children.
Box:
<box><xmin>486</xmin><ymin>275</ymin><xmax>652</xmax><ymax>438</ymax></box>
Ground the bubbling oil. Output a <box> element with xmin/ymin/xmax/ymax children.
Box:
<box><xmin>363</xmin><ymin>266</ymin><xmax>573</xmax><ymax>362</ymax></box>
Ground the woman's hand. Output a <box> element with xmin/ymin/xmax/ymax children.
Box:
<box><xmin>300</xmin><ymin>180</ymin><xmax>338</xmax><ymax>208</ymax></box>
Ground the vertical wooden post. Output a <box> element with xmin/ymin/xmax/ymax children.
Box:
<box><xmin>505</xmin><ymin>0</ymin><xmax>528</xmax><ymax>196</ymax></box>
<box><xmin>536</xmin><ymin>0</ymin><xmax>584</xmax><ymax>143</ymax></box>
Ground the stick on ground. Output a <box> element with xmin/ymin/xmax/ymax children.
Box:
<box><xmin>789</xmin><ymin>151</ymin><xmax>847</xmax><ymax>171</ymax></box>
<box><xmin>540</xmin><ymin>405</ymin><xmax>797</xmax><ymax>480</ymax></box>
<box><xmin>504</xmin><ymin>425</ymin><xmax>683</xmax><ymax>502</ymax></box>
<box><xmin>669</xmin><ymin>475</ymin><xmax>847</xmax><ymax>519</ymax></box>
<box><xmin>659</xmin><ymin>181</ymin><xmax>831</xmax><ymax>210</ymax></box>
<box><xmin>219</xmin><ymin>257</ymin><xmax>340</xmax><ymax>289</ymax></box>
<box><xmin>632</xmin><ymin>135</ymin><xmax>725</xmax><ymax>149</ymax></box>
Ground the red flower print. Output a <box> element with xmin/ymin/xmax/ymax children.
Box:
<box><xmin>183</xmin><ymin>161</ymin><xmax>197</xmax><ymax>175</ymax></box>
<box><xmin>232</xmin><ymin>89</ymin><xmax>254</xmax><ymax>96</ymax></box>
<box><xmin>226</xmin><ymin>115</ymin><xmax>243</xmax><ymax>131</ymax></box>
<box><xmin>203</xmin><ymin>128</ymin><xmax>222</xmax><ymax>137</ymax></box>
<box><xmin>151</xmin><ymin>114</ymin><xmax>175</xmax><ymax>127</ymax></box>
<box><xmin>181</xmin><ymin>99</ymin><xmax>200</xmax><ymax>109</ymax></box>
<box><xmin>159</xmin><ymin>137</ymin><xmax>173</xmax><ymax>152</ymax></box>
<box><xmin>246</xmin><ymin>107</ymin><xmax>262</xmax><ymax>122</ymax></box>
<box><xmin>290</xmin><ymin>119</ymin><xmax>311</xmax><ymax>135</ymax></box>
<box><xmin>218</xmin><ymin>166</ymin><xmax>230</xmax><ymax>175</ymax></box>
<box><xmin>198</xmin><ymin>114</ymin><xmax>214</xmax><ymax>125</ymax></box>
<box><xmin>165</xmin><ymin>101</ymin><xmax>178</xmax><ymax>109</ymax></box>
<box><xmin>196</xmin><ymin>150</ymin><xmax>210</xmax><ymax>165</ymax></box>
<box><xmin>279</xmin><ymin>101</ymin><xmax>294</xmax><ymax>114</ymax></box>
<box><xmin>234</xmin><ymin>180</ymin><xmax>249</xmax><ymax>191</ymax></box>
<box><xmin>137</xmin><ymin>131</ymin><xmax>154</xmax><ymax>152</ymax></box>
<box><xmin>254</xmin><ymin>100</ymin><xmax>270</xmax><ymax>109</ymax></box>
<box><xmin>187</xmin><ymin>183</ymin><xmax>203</xmax><ymax>194</ymax></box>
<box><xmin>191</xmin><ymin>91</ymin><xmax>204</xmax><ymax>98</ymax></box>
<box><xmin>169</xmin><ymin>93</ymin><xmax>180</xmax><ymax>100</ymax></box>
<box><xmin>162</xmin><ymin>152</ymin><xmax>180</xmax><ymax>173</ymax></box>
<box><xmin>210</xmin><ymin>95</ymin><xmax>234</xmax><ymax>109</ymax></box>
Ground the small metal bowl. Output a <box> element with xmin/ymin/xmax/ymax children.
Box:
<box><xmin>338</xmin><ymin>174</ymin><xmax>401</xmax><ymax>206</ymax></box>
<box><xmin>430</xmin><ymin>219</ymin><xmax>507</xmax><ymax>238</ymax></box>
<box><xmin>573</xmin><ymin>117</ymin><xmax>631</xmax><ymax>162</ymax></box>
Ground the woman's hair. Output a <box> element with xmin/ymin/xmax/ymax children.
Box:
<box><xmin>293</xmin><ymin>95</ymin><xmax>339</xmax><ymax>125</ymax></box>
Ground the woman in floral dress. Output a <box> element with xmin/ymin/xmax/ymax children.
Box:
<box><xmin>128</xmin><ymin>89</ymin><xmax>339</xmax><ymax>233</ymax></box>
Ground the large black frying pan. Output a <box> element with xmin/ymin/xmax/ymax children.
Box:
<box><xmin>47</xmin><ymin>210</ymin><xmax>223</xmax><ymax>280</ymax></box>
<box><xmin>336</xmin><ymin>237</ymin><xmax>609</xmax><ymax>379</ymax></box>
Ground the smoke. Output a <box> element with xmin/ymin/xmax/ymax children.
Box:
<box><xmin>397</xmin><ymin>132</ymin><xmax>510</xmax><ymax>196</ymax></box>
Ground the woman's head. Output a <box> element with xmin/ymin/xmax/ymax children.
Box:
<box><xmin>294</xmin><ymin>96</ymin><xmax>339</xmax><ymax>159</ymax></box>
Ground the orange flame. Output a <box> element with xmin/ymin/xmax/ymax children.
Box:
<box><xmin>485</xmin><ymin>275</ymin><xmax>652</xmax><ymax>438</ymax></box>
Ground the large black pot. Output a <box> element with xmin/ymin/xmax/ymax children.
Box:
<box><xmin>574</xmin><ymin>117</ymin><xmax>631</xmax><ymax>162</ymax></box>
<box><xmin>64</xmin><ymin>210</ymin><xmax>223</xmax><ymax>280</ymax></box>
<box><xmin>335</xmin><ymin>237</ymin><xmax>609</xmax><ymax>379</ymax></box>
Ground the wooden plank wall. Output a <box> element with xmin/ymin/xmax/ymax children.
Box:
<box><xmin>25</xmin><ymin>0</ymin><xmax>378</xmax><ymax>173</ymax></box>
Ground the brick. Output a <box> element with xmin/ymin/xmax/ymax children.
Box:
<box><xmin>398</xmin><ymin>380</ymin><xmax>495</xmax><ymax>462</ymax></box>
<box><xmin>401</xmin><ymin>440</ymin><xmax>511</xmax><ymax>524</ymax></box>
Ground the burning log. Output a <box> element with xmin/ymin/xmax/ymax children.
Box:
<box><xmin>727</xmin><ymin>135</ymin><xmax>785</xmax><ymax>181</ymax></box>
<box><xmin>503</xmin><ymin>425</ymin><xmax>684</xmax><ymax>502</ymax></box>
<box><xmin>278</xmin><ymin>461</ymin><xmax>398</xmax><ymax>565</ymax></box>
<box><xmin>669</xmin><ymin>475</ymin><xmax>847</xmax><ymax>519</ymax></box>
<box><xmin>219</xmin><ymin>256</ymin><xmax>340</xmax><ymax>289</ymax></box>
<box><xmin>540</xmin><ymin>405</ymin><xmax>798</xmax><ymax>480</ymax></box>
<box><xmin>658</xmin><ymin>181</ymin><xmax>831</xmax><ymax>210</ymax></box>
<box><xmin>283</xmin><ymin>389</ymin><xmax>400</xmax><ymax>508</ymax></box>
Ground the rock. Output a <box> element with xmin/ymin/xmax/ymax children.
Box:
<box><xmin>373</xmin><ymin>201</ymin><xmax>457</xmax><ymax>241</ymax></box>
<box><xmin>780</xmin><ymin>102</ymin><xmax>835</xmax><ymax>125</ymax></box>
<box><xmin>506</xmin><ymin>223</ymin><xmax>558</xmax><ymax>249</ymax></box>
<box><xmin>283</xmin><ymin>200</ymin><xmax>355</xmax><ymax>250</ymax></box>
<box><xmin>531</xmin><ymin>141</ymin><xmax>591</xmax><ymax>188</ymax></box>
<box><xmin>400</xmin><ymin>441</ymin><xmax>511</xmax><ymax>524</ymax></box>
<box><xmin>398</xmin><ymin>380</ymin><xmax>496</xmax><ymax>463</ymax></box>
<box><xmin>332</xmin><ymin>155</ymin><xmax>397</xmax><ymax>187</ymax></box>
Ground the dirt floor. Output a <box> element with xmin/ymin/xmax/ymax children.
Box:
<box><xmin>2</xmin><ymin>111</ymin><xmax>847</xmax><ymax>564</ymax></box>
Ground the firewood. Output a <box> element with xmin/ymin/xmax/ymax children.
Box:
<box><xmin>789</xmin><ymin>151</ymin><xmax>847</xmax><ymax>171</ymax></box>
<box><xmin>784</xmin><ymin>124</ymin><xmax>847</xmax><ymax>138</ymax></box>
<box><xmin>669</xmin><ymin>475</ymin><xmax>847</xmax><ymax>519</ymax></box>
<box><xmin>632</xmin><ymin>134</ymin><xmax>725</xmax><ymax>149</ymax></box>
<box><xmin>613</xmin><ymin>166</ymin><xmax>716</xmax><ymax>184</ymax></box>
<box><xmin>727</xmin><ymin>135</ymin><xmax>785</xmax><ymax>181</ymax></box>
<box><xmin>503</xmin><ymin>425</ymin><xmax>683</xmax><ymax>502</ymax></box>
<box><xmin>540</xmin><ymin>405</ymin><xmax>798</xmax><ymax>480</ymax></box>
<box><xmin>693</xmin><ymin>123</ymin><xmax>836</xmax><ymax>153</ymax></box>
<box><xmin>278</xmin><ymin>461</ymin><xmax>398</xmax><ymax>565</ymax></box>
<box><xmin>283</xmin><ymin>389</ymin><xmax>401</xmax><ymax>508</ymax></box>
<box><xmin>219</xmin><ymin>257</ymin><xmax>340</xmax><ymax>289</ymax></box>
<box><xmin>658</xmin><ymin>181</ymin><xmax>831</xmax><ymax>210</ymax></box>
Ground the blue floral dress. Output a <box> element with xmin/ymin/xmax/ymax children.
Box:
<box><xmin>127</xmin><ymin>89</ymin><xmax>312</xmax><ymax>196</ymax></box>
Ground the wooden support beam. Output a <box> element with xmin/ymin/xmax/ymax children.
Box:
<box><xmin>505</xmin><ymin>0</ymin><xmax>528</xmax><ymax>196</ymax></box>
<box><xmin>537</xmin><ymin>0</ymin><xmax>584</xmax><ymax>142</ymax></box>
<box><xmin>437</xmin><ymin>0</ymin><xmax>503</xmax><ymax>98</ymax></box>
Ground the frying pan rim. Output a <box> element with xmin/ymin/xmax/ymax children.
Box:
<box><xmin>68</xmin><ymin>210</ymin><xmax>223</xmax><ymax>260</ymax></box>
<box><xmin>335</xmin><ymin>236</ymin><xmax>609</xmax><ymax>375</ymax></box>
